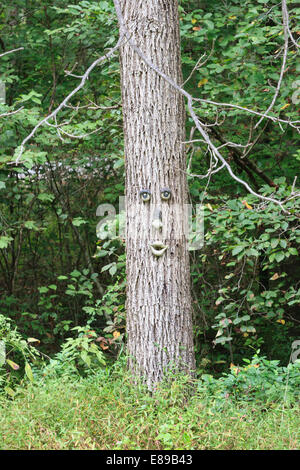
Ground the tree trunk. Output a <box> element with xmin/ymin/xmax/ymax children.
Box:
<box><xmin>118</xmin><ymin>0</ymin><xmax>195</xmax><ymax>389</ymax></box>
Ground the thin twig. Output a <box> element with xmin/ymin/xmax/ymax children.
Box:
<box><xmin>282</xmin><ymin>0</ymin><xmax>299</xmax><ymax>49</ymax></box>
<box><xmin>0</xmin><ymin>106</ymin><xmax>24</xmax><ymax>118</ymax></box>
<box><xmin>254</xmin><ymin>0</ymin><xmax>290</xmax><ymax>128</ymax></box>
<box><xmin>0</xmin><ymin>47</ymin><xmax>24</xmax><ymax>58</ymax></box>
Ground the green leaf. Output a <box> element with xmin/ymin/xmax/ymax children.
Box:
<box><xmin>70</xmin><ymin>270</ymin><xmax>81</xmax><ymax>277</ymax></box>
<box><xmin>279</xmin><ymin>239</ymin><xmax>287</xmax><ymax>249</ymax></box>
<box><xmin>37</xmin><ymin>193</ymin><xmax>55</xmax><ymax>203</ymax></box>
<box><xmin>232</xmin><ymin>245</ymin><xmax>245</xmax><ymax>256</ymax></box>
<box><xmin>6</xmin><ymin>359</ymin><xmax>20</xmax><ymax>370</ymax></box>
<box><xmin>65</xmin><ymin>289</ymin><xmax>76</xmax><ymax>296</ymax></box>
<box><xmin>101</xmin><ymin>263</ymin><xmax>113</xmax><ymax>272</ymax></box>
<box><xmin>38</xmin><ymin>286</ymin><xmax>49</xmax><ymax>294</ymax></box>
<box><xmin>72</xmin><ymin>218</ymin><xmax>87</xmax><ymax>227</ymax></box>
<box><xmin>4</xmin><ymin>387</ymin><xmax>16</xmax><ymax>397</ymax></box>
<box><xmin>80</xmin><ymin>351</ymin><xmax>91</xmax><ymax>367</ymax></box>
<box><xmin>113</xmin><ymin>159</ymin><xmax>124</xmax><ymax>169</ymax></box>
<box><xmin>275</xmin><ymin>252</ymin><xmax>285</xmax><ymax>263</ymax></box>
<box><xmin>48</xmin><ymin>284</ymin><xmax>57</xmax><ymax>290</ymax></box>
<box><xmin>215</xmin><ymin>336</ymin><xmax>232</xmax><ymax>344</ymax></box>
<box><xmin>0</xmin><ymin>236</ymin><xmax>13</xmax><ymax>249</ymax></box>
<box><xmin>109</xmin><ymin>265</ymin><xmax>117</xmax><ymax>276</ymax></box>
<box><xmin>25</xmin><ymin>362</ymin><xmax>34</xmax><ymax>382</ymax></box>
<box><xmin>241</xmin><ymin>315</ymin><xmax>250</xmax><ymax>322</ymax></box>
<box><xmin>27</xmin><ymin>337</ymin><xmax>40</xmax><ymax>343</ymax></box>
<box><xmin>24</xmin><ymin>220</ymin><xmax>38</xmax><ymax>230</ymax></box>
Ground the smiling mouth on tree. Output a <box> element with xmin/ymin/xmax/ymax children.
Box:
<box><xmin>150</xmin><ymin>241</ymin><xmax>168</xmax><ymax>257</ymax></box>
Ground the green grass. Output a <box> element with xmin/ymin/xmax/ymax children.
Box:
<box><xmin>0</xmin><ymin>364</ymin><xmax>299</xmax><ymax>450</ymax></box>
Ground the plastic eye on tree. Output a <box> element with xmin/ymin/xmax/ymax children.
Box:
<box><xmin>140</xmin><ymin>189</ymin><xmax>151</xmax><ymax>202</ymax></box>
<box><xmin>160</xmin><ymin>188</ymin><xmax>171</xmax><ymax>201</ymax></box>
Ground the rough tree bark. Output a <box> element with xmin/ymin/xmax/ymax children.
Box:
<box><xmin>118</xmin><ymin>0</ymin><xmax>195</xmax><ymax>389</ymax></box>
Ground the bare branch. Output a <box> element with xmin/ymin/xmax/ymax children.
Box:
<box><xmin>187</xmin><ymin>162</ymin><xmax>226</xmax><ymax>180</ymax></box>
<box><xmin>254</xmin><ymin>0</ymin><xmax>290</xmax><ymax>129</ymax></box>
<box><xmin>54</xmin><ymin>125</ymin><xmax>104</xmax><ymax>140</ymax></box>
<box><xmin>183</xmin><ymin>139</ymin><xmax>251</xmax><ymax>150</ymax></box>
<box><xmin>0</xmin><ymin>106</ymin><xmax>24</xmax><ymax>118</ymax></box>
<box><xmin>181</xmin><ymin>39</ymin><xmax>215</xmax><ymax>87</ymax></box>
<box><xmin>282</xmin><ymin>0</ymin><xmax>299</xmax><ymax>49</ymax></box>
<box><xmin>194</xmin><ymin>98</ymin><xmax>299</xmax><ymax>128</ymax></box>
<box><xmin>0</xmin><ymin>47</ymin><xmax>24</xmax><ymax>58</ymax></box>
<box><xmin>64</xmin><ymin>100</ymin><xmax>120</xmax><ymax>111</ymax></box>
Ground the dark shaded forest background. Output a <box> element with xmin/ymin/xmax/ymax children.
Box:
<box><xmin>0</xmin><ymin>0</ymin><xmax>299</xmax><ymax>377</ymax></box>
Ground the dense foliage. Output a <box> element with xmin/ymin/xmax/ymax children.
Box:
<box><xmin>0</xmin><ymin>360</ymin><xmax>299</xmax><ymax>450</ymax></box>
<box><xmin>0</xmin><ymin>0</ymin><xmax>299</xmax><ymax>399</ymax></box>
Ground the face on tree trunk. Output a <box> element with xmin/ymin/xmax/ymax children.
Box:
<box><xmin>128</xmin><ymin>184</ymin><xmax>189</xmax><ymax>259</ymax></box>
<box><xmin>125</xmin><ymin>155</ymin><xmax>195</xmax><ymax>387</ymax></box>
<box><xmin>119</xmin><ymin>0</ymin><xmax>196</xmax><ymax>388</ymax></box>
